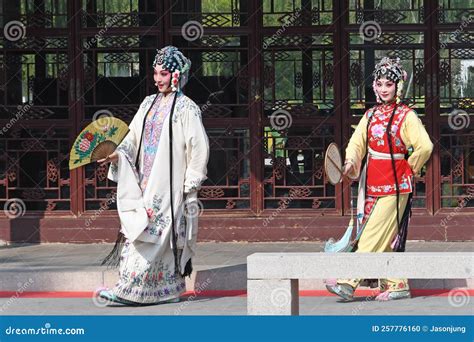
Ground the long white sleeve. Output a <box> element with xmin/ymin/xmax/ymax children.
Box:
<box><xmin>181</xmin><ymin>101</ymin><xmax>209</xmax><ymax>194</ymax></box>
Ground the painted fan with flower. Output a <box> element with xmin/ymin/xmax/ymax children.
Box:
<box><xmin>69</xmin><ymin>117</ymin><xmax>129</xmax><ymax>170</ymax></box>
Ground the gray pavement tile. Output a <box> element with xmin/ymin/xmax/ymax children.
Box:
<box><xmin>0</xmin><ymin>296</ymin><xmax>472</xmax><ymax>316</ymax></box>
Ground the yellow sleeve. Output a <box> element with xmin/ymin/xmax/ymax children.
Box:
<box><xmin>344</xmin><ymin>113</ymin><xmax>368</xmax><ymax>179</ymax></box>
<box><xmin>400</xmin><ymin>110</ymin><xmax>433</xmax><ymax>175</ymax></box>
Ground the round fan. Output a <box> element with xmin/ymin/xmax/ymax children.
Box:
<box><xmin>69</xmin><ymin>116</ymin><xmax>129</xmax><ymax>170</ymax></box>
<box><xmin>324</xmin><ymin>142</ymin><xmax>343</xmax><ymax>185</ymax></box>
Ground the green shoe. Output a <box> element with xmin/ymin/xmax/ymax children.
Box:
<box><xmin>326</xmin><ymin>283</ymin><xmax>354</xmax><ymax>301</ymax></box>
<box><xmin>98</xmin><ymin>290</ymin><xmax>140</xmax><ymax>306</ymax></box>
<box><xmin>99</xmin><ymin>289</ymin><xmax>181</xmax><ymax>306</ymax></box>
<box><xmin>162</xmin><ymin>297</ymin><xmax>180</xmax><ymax>304</ymax></box>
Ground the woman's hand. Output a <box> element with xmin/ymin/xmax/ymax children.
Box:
<box><xmin>97</xmin><ymin>151</ymin><xmax>118</xmax><ymax>165</ymax></box>
<box><xmin>342</xmin><ymin>161</ymin><xmax>354</xmax><ymax>177</ymax></box>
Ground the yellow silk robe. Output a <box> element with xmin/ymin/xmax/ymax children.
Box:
<box><xmin>338</xmin><ymin>109</ymin><xmax>433</xmax><ymax>292</ymax></box>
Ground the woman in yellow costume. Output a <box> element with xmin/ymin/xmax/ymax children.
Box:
<box><xmin>326</xmin><ymin>57</ymin><xmax>433</xmax><ymax>301</ymax></box>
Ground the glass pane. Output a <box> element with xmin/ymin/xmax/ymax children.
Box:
<box><xmin>0</xmin><ymin>50</ymin><xmax>70</xmax><ymax>119</ymax></box>
<box><xmin>0</xmin><ymin>0</ymin><xmax>68</xmax><ymax>29</ymax></box>
<box><xmin>349</xmin><ymin>0</ymin><xmax>424</xmax><ymax>24</ymax></box>
<box><xmin>172</xmin><ymin>35</ymin><xmax>249</xmax><ymax>118</ymax></box>
<box><xmin>81</xmin><ymin>35</ymin><xmax>155</xmax><ymax>122</ymax></box>
<box><xmin>201</xmin><ymin>128</ymin><xmax>251</xmax><ymax>210</ymax></box>
<box><xmin>97</xmin><ymin>53</ymin><xmax>140</xmax><ymax>77</ymax></box>
<box><xmin>263</xmin><ymin>125</ymin><xmax>336</xmax><ymax>209</ymax></box>
<box><xmin>263</xmin><ymin>34</ymin><xmax>334</xmax><ymax>118</ymax></box>
<box><xmin>172</xmin><ymin>0</ymin><xmax>247</xmax><ymax>27</ymax></box>
<box><xmin>0</xmin><ymin>127</ymin><xmax>71</xmax><ymax>211</ymax></box>
<box><xmin>439</xmin><ymin>33</ymin><xmax>474</xmax><ymax>119</ymax></box>
<box><xmin>263</xmin><ymin>0</ymin><xmax>332</xmax><ymax>26</ymax></box>
<box><xmin>81</xmin><ymin>0</ymin><xmax>157</xmax><ymax>28</ymax></box>
<box><xmin>440</xmin><ymin>126</ymin><xmax>474</xmax><ymax>208</ymax></box>
<box><xmin>438</xmin><ymin>31</ymin><xmax>473</xmax><ymax>208</ymax></box>
<box><xmin>84</xmin><ymin>163</ymin><xmax>117</xmax><ymax>211</ymax></box>
<box><xmin>438</xmin><ymin>0</ymin><xmax>474</xmax><ymax>23</ymax></box>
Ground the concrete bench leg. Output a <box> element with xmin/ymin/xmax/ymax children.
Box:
<box><xmin>247</xmin><ymin>279</ymin><xmax>299</xmax><ymax>315</ymax></box>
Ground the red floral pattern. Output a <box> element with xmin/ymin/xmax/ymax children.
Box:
<box><xmin>84</xmin><ymin>132</ymin><xmax>94</xmax><ymax>141</ymax></box>
<box><xmin>365</xmin><ymin>102</ymin><xmax>414</xmax><ymax>196</ymax></box>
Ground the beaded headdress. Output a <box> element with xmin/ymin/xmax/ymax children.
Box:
<box><xmin>153</xmin><ymin>46</ymin><xmax>191</xmax><ymax>92</ymax></box>
<box><xmin>372</xmin><ymin>57</ymin><xmax>408</xmax><ymax>104</ymax></box>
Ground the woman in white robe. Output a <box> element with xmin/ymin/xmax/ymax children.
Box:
<box><xmin>96</xmin><ymin>46</ymin><xmax>209</xmax><ymax>305</ymax></box>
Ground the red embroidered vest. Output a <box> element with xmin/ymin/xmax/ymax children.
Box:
<box><xmin>365</xmin><ymin>102</ymin><xmax>413</xmax><ymax>196</ymax></box>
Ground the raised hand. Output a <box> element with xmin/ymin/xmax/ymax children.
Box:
<box><xmin>97</xmin><ymin>151</ymin><xmax>119</xmax><ymax>165</ymax></box>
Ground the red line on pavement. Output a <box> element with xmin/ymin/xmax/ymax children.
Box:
<box><xmin>0</xmin><ymin>289</ymin><xmax>472</xmax><ymax>298</ymax></box>
<box><xmin>181</xmin><ymin>290</ymin><xmax>247</xmax><ymax>297</ymax></box>
<box><xmin>0</xmin><ymin>291</ymin><xmax>93</xmax><ymax>298</ymax></box>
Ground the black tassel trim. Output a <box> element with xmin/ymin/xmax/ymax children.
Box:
<box><xmin>393</xmin><ymin>192</ymin><xmax>413</xmax><ymax>252</ymax></box>
<box><xmin>101</xmin><ymin>231</ymin><xmax>125</xmax><ymax>268</ymax></box>
<box><xmin>181</xmin><ymin>258</ymin><xmax>193</xmax><ymax>278</ymax></box>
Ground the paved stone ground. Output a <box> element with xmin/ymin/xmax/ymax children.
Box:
<box><xmin>0</xmin><ymin>296</ymin><xmax>472</xmax><ymax>316</ymax></box>
<box><xmin>1</xmin><ymin>241</ymin><xmax>472</xmax><ymax>270</ymax></box>
<box><xmin>0</xmin><ymin>241</ymin><xmax>472</xmax><ymax>316</ymax></box>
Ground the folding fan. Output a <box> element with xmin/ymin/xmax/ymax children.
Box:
<box><xmin>324</xmin><ymin>142</ymin><xmax>343</xmax><ymax>185</ymax></box>
<box><xmin>323</xmin><ymin>143</ymin><xmax>355</xmax><ymax>252</ymax></box>
<box><xmin>69</xmin><ymin>116</ymin><xmax>129</xmax><ymax>170</ymax></box>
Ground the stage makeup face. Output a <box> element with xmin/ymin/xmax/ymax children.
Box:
<box><xmin>374</xmin><ymin>77</ymin><xmax>396</xmax><ymax>103</ymax></box>
<box><xmin>154</xmin><ymin>64</ymin><xmax>172</xmax><ymax>94</ymax></box>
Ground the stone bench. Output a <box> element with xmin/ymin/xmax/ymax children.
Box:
<box><xmin>247</xmin><ymin>252</ymin><xmax>474</xmax><ymax>315</ymax></box>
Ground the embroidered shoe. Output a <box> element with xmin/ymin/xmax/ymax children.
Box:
<box><xmin>98</xmin><ymin>289</ymin><xmax>140</xmax><ymax>306</ymax></box>
<box><xmin>375</xmin><ymin>290</ymin><xmax>411</xmax><ymax>301</ymax></box>
<box><xmin>325</xmin><ymin>283</ymin><xmax>354</xmax><ymax>301</ymax></box>
<box><xmin>162</xmin><ymin>297</ymin><xmax>180</xmax><ymax>304</ymax></box>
